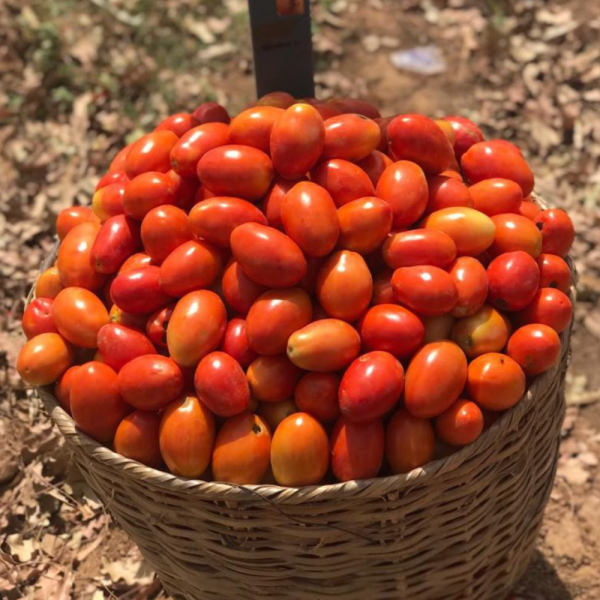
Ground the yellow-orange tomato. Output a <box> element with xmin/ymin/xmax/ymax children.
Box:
<box><xmin>337</xmin><ymin>197</ymin><xmax>393</xmax><ymax>255</ymax></box>
<box><xmin>258</xmin><ymin>399</ymin><xmax>298</xmax><ymax>431</ymax></box>
<box><xmin>36</xmin><ymin>267</ymin><xmax>64</xmax><ymax>299</ymax></box>
<box><xmin>287</xmin><ymin>319</ymin><xmax>361</xmax><ymax>372</ymax></box>
<box><xmin>125</xmin><ymin>130</ymin><xmax>179</xmax><ymax>179</ymax></box>
<box><xmin>435</xmin><ymin>399</ymin><xmax>484</xmax><ymax>446</ymax></box>
<box><xmin>356</xmin><ymin>150</ymin><xmax>393</xmax><ymax>186</ymax></box>
<box><xmin>52</xmin><ymin>287</ymin><xmax>109</xmax><ymax>348</ymax></box>
<box><xmin>386</xmin><ymin>408</ymin><xmax>435</xmax><ymax>474</ymax></box>
<box><xmin>246</xmin><ymin>355</ymin><xmax>303</xmax><ymax>403</ymax></box>
<box><xmin>92</xmin><ymin>182</ymin><xmax>126</xmax><ymax>222</ymax></box>
<box><xmin>170</xmin><ymin>123</ymin><xmax>230</xmax><ymax>178</ymax></box>
<box><xmin>141</xmin><ymin>205</ymin><xmax>192</xmax><ymax>262</ymax></box>
<box><xmin>316</xmin><ymin>251</ymin><xmax>372</xmax><ymax>322</ymax></box>
<box><xmin>114</xmin><ymin>410</ymin><xmax>163</xmax><ymax>468</ymax></box>
<box><xmin>451</xmin><ymin>305</ymin><xmax>510</xmax><ymax>358</ymax></box>
<box><xmin>489</xmin><ymin>213</ymin><xmax>542</xmax><ymax>257</ymax></box>
<box><xmin>56</xmin><ymin>206</ymin><xmax>93</xmax><ymax>240</ymax></box>
<box><xmin>423</xmin><ymin>207</ymin><xmax>496</xmax><ymax>256</ymax></box>
<box><xmin>17</xmin><ymin>333</ymin><xmax>73</xmax><ymax>386</ymax></box>
<box><xmin>392</xmin><ymin>266</ymin><xmax>458</xmax><ymax>316</ymax></box>
<box><xmin>212</xmin><ymin>412</ymin><xmax>272</xmax><ymax>484</ymax></box>
<box><xmin>58</xmin><ymin>222</ymin><xmax>107</xmax><ymax>291</ymax></box>
<box><xmin>448</xmin><ymin>256</ymin><xmax>488</xmax><ymax>317</ymax></box>
<box><xmin>506</xmin><ymin>324</ymin><xmax>561</xmax><ymax>376</ymax></box>
<box><xmin>271</xmin><ymin>413</ymin><xmax>329</xmax><ymax>486</ymax></box>
<box><xmin>468</xmin><ymin>178</ymin><xmax>523</xmax><ymax>216</ymax></box>
<box><xmin>167</xmin><ymin>290</ymin><xmax>227</xmax><ymax>367</ymax></box>
<box><xmin>404</xmin><ymin>341</ymin><xmax>467</xmax><ymax>418</ymax></box>
<box><xmin>422</xmin><ymin>313</ymin><xmax>456</xmax><ymax>343</ymax></box>
<box><xmin>54</xmin><ymin>365</ymin><xmax>79</xmax><ymax>414</ymax></box>
<box><xmin>229</xmin><ymin>106</ymin><xmax>284</xmax><ymax>153</ymax></box>
<box><xmin>383</xmin><ymin>229</ymin><xmax>457</xmax><ymax>269</ymax></box>
<box><xmin>467</xmin><ymin>352</ymin><xmax>526</xmax><ymax>410</ymax></box>
<box><xmin>312</xmin><ymin>159</ymin><xmax>375</xmax><ymax>207</ymax></box>
<box><xmin>159</xmin><ymin>394</ymin><xmax>215</xmax><ymax>478</ymax></box>
<box><xmin>322</xmin><ymin>114</ymin><xmax>381</xmax><ymax>162</ymax></box>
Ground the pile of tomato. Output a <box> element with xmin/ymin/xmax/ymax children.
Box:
<box><xmin>17</xmin><ymin>91</ymin><xmax>575</xmax><ymax>487</ymax></box>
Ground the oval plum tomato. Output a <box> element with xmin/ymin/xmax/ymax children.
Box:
<box><xmin>468</xmin><ymin>178</ymin><xmax>523</xmax><ymax>216</ymax></box>
<box><xmin>287</xmin><ymin>319</ymin><xmax>361</xmax><ymax>372</ymax></box>
<box><xmin>212</xmin><ymin>412</ymin><xmax>271</xmax><ymax>484</ymax></box>
<box><xmin>271</xmin><ymin>413</ymin><xmax>329</xmax><ymax>486</ymax></box>
<box><xmin>58</xmin><ymin>222</ymin><xmax>106</xmax><ymax>291</ymax></box>
<box><xmin>145</xmin><ymin>304</ymin><xmax>174</xmax><ymax>349</ymax></box>
<box><xmin>425</xmin><ymin>175</ymin><xmax>472</xmax><ymax>215</ymax></box>
<box><xmin>537</xmin><ymin>254</ymin><xmax>571</xmax><ymax>292</ymax></box>
<box><xmin>92</xmin><ymin>183</ymin><xmax>126</xmax><ymax>222</ymax></box>
<box><xmin>435</xmin><ymin>399</ymin><xmax>484</xmax><ymax>446</ymax></box>
<box><xmin>534</xmin><ymin>208</ymin><xmax>575</xmax><ymax>257</ymax></box>
<box><xmin>448</xmin><ymin>257</ymin><xmax>488</xmax><ymax>318</ymax></box>
<box><xmin>506</xmin><ymin>324</ymin><xmax>561</xmax><ymax>375</ymax></box>
<box><xmin>155</xmin><ymin>112</ymin><xmax>198</xmax><ymax>137</ymax></box>
<box><xmin>294</xmin><ymin>372</ymin><xmax>341</xmax><ymax>424</ymax></box>
<box><xmin>229</xmin><ymin>106</ymin><xmax>283</xmax><ymax>153</ymax></box>
<box><xmin>422</xmin><ymin>207</ymin><xmax>496</xmax><ymax>256</ymax></box>
<box><xmin>451</xmin><ymin>305</ymin><xmax>510</xmax><ymax>358</ymax></box>
<box><xmin>281</xmin><ymin>182</ymin><xmax>339</xmax><ymax>257</ymax></box>
<box><xmin>312</xmin><ymin>159</ymin><xmax>375</xmax><ymax>207</ymax></box>
<box><xmin>386</xmin><ymin>408</ymin><xmax>435</xmax><ymax>474</ymax></box>
<box><xmin>422</xmin><ymin>313</ymin><xmax>456</xmax><ymax>344</ymax></box>
<box><xmin>221</xmin><ymin>260</ymin><xmax>267</xmax><ymax>314</ymax></box>
<box><xmin>487</xmin><ymin>251</ymin><xmax>540</xmax><ymax>312</ymax></box>
<box><xmin>96</xmin><ymin>170</ymin><xmax>128</xmax><ymax>192</ymax></box>
<box><xmin>109</xmin><ymin>144</ymin><xmax>131</xmax><ymax>174</ymax></box>
<box><xmin>328</xmin><ymin>97</ymin><xmax>381</xmax><ymax>119</ymax></box>
<box><xmin>111</xmin><ymin>266</ymin><xmax>172</xmax><ymax>314</ymax></box>
<box><xmin>219</xmin><ymin>318</ymin><xmax>257</xmax><ymax>369</ymax></box>
<box><xmin>339</xmin><ymin>351</ymin><xmax>404</xmax><ymax>423</ymax></box>
<box><xmin>91</xmin><ymin>215</ymin><xmax>141</xmax><ymax>274</ymax></box>
<box><xmin>114</xmin><ymin>411</ymin><xmax>163</xmax><ymax>468</ymax></box>
<box><xmin>140</xmin><ymin>205</ymin><xmax>191</xmax><ymax>263</ymax></box>
<box><xmin>358</xmin><ymin>304</ymin><xmax>425</xmax><ymax>359</ymax></box>
<box><xmin>125</xmin><ymin>130</ymin><xmax>178</xmax><ymax>179</ymax></box>
<box><xmin>375</xmin><ymin>161</ymin><xmax>428</xmax><ymax>228</ymax></box>
<box><xmin>109</xmin><ymin>305</ymin><xmax>148</xmax><ymax>331</ymax></box>
<box><xmin>22</xmin><ymin>298</ymin><xmax>58</xmax><ymax>339</ymax></box>
<box><xmin>302</xmin><ymin>99</ymin><xmax>341</xmax><ymax>120</ymax></box>
<box><xmin>167</xmin><ymin>290</ymin><xmax>226</xmax><ymax>368</ymax></box>
<box><xmin>97</xmin><ymin>323</ymin><xmax>156</xmax><ymax>372</ymax></box>
<box><xmin>258</xmin><ymin>399</ymin><xmax>298</xmax><ymax>431</ymax></box>
<box><xmin>70</xmin><ymin>362</ymin><xmax>130</xmax><ymax>444</ymax></box>
<box><xmin>123</xmin><ymin>172</ymin><xmax>177</xmax><ymax>220</ymax></box>
<box><xmin>56</xmin><ymin>206</ymin><xmax>93</xmax><ymax>240</ymax></box>
<box><xmin>230</xmin><ymin>223</ymin><xmax>307</xmax><ymax>288</ymax></box>
<box><xmin>331</xmin><ymin>418</ymin><xmax>384</xmax><ymax>482</ymax></box>
<box><xmin>17</xmin><ymin>333</ymin><xmax>73</xmax><ymax>386</ymax></box>
<box><xmin>246</xmin><ymin>354</ymin><xmax>303</xmax><ymax>402</ymax></box>
<box><xmin>54</xmin><ymin>365</ymin><xmax>79</xmax><ymax>413</ymax></box>
<box><xmin>392</xmin><ymin>266</ymin><xmax>458</xmax><ymax>316</ymax></box>
<box><xmin>371</xmin><ymin>269</ymin><xmax>395</xmax><ymax>305</ymax></box>
<box><xmin>383</xmin><ymin>229</ymin><xmax>456</xmax><ymax>269</ymax></box>
<box><xmin>246</xmin><ymin>288</ymin><xmax>312</xmax><ymax>355</ymax></box>
<box><xmin>515</xmin><ymin>288</ymin><xmax>572</xmax><ymax>333</ymax></box>
<box><xmin>194</xmin><ymin>351</ymin><xmax>250</xmax><ymax>417</ymax></box>
<box><xmin>461</xmin><ymin>141</ymin><xmax>534</xmax><ymax>196</ymax></box>
<box><xmin>192</xmin><ymin>101</ymin><xmax>231</xmax><ymax>124</ymax></box>
<box><xmin>189</xmin><ymin>197</ymin><xmax>267</xmax><ymax>248</ymax></box>
<box><xmin>159</xmin><ymin>394</ymin><xmax>215</xmax><ymax>478</ymax></box>
<box><xmin>434</xmin><ymin>119</ymin><xmax>456</xmax><ymax>145</ymax></box>
<box><xmin>356</xmin><ymin>150</ymin><xmax>393</xmax><ymax>186</ymax></box>
<box><xmin>404</xmin><ymin>341</ymin><xmax>467</xmax><ymax>418</ymax></box>
<box><xmin>518</xmin><ymin>200</ymin><xmax>542</xmax><ymax>220</ymax></box>
<box><xmin>489</xmin><ymin>213</ymin><xmax>542</xmax><ymax>257</ymax></box>
<box><xmin>387</xmin><ymin>114</ymin><xmax>454</xmax><ymax>176</ymax></box>
<box><xmin>255</xmin><ymin>91</ymin><xmax>295</xmax><ymax>109</ymax></box>
<box><xmin>36</xmin><ymin>267</ymin><xmax>63</xmax><ymax>299</ymax></box>
<box><xmin>466</xmin><ymin>352</ymin><xmax>526</xmax><ymax>410</ymax></box>
<box><xmin>442</xmin><ymin>115</ymin><xmax>484</xmax><ymax>159</ymax></box>
<box><xmin>486</xmin><ymin>139</ymin><xmax>523</xmax><ymax>155</ymax></box>
<box><xmin>321</xmin><ymin>113</ymin><xmax>380</xmax><ymax>162</ymax></box>
<box><xmin>262</xmin><ymin>176</ymin><xmax>305</xmax><ymax>230</ymax></box>
<box><xmin>337</xmin><ymin>197</ymin><xmax>392</xmax><ymax>255</ymax></box>
<box><xmin>118</xmin><ymin>252</ymin><xmax>154</xmax><ymax>274</ymax></box>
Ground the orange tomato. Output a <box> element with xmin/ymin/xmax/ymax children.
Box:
<box><xmin>155</xmin><ymin>112</ymin><xmax>199</xmax><ymax>137</ymax></box>
<box><xmin>435</xmin><ymin>399</ymin><xmax>484</xmax><ymax>446</ymax></box>
<box><xmin>56</xmin><ymin>206</ymin><xmax>93</xmax><ymax>240</ymax></box>
<box><xmin>96</xmin><ymin>170</ymin><xmax>128</xmax><ymax>192</ymax></box>
<box><xmin>125</xmin><ymin>130</ymin><xmax>179</xmax><ymax>179</ymax></box>
<box><xmin>92</xmin><ymin>183</ymin><xmax>126</xmax><ymax>222</ymax></box>
<box><xmin>258</xmin><ymin>399</ymin><xmax>298</xmax><ymax>431</ymax></box>
<box><xmin>506</xmin><ymin>324</ymin><xmax>561</xmax><ymax>375</ymax></box>
<box><xmin>518</xmin><ymin>200</ymin><xmax>542</xmax><ymax>220</ymax></box>
<box><xmin>17</xmin><ymin>333</ymin><xmax>73</xmax><ymax>386</ymax></box>
<box><xmin>221</xmin><ymin>260</ymin><xmax>267</xmax><ymax>314</ymax></box>
<box><xmin>322</xmin><ymin>114</ymin><xmax>380</xmax><ymax>162</ymax></box>
<box><xmin>123</xmin><ymin>172</ymin><xmax>177</xmax><ymax>220</ymax></box>
<box><xmin>434</xmin><ymin>119</ymin><xmax>456</xmax><ymax>145</ymax></box>
<box><xmin>294</xmin><ymin>372</ymin><xmax>341</xmax><ymax>424</ymax></box>
<box><xmin>451</xmin><ymin>305</ymin><xmax>510</xmax><ymax>358</ymax></box>
<box><xmin>425</xmin><ymin>175</ymin><xmax>472</xmax><ymax>215</ymax></box>
<box><xmin>97</xmin><ymin>323</ymin><xmax>156</xmax><ymax>372</ymax></box>
<box><xmin>145</xmin><ymin>304</ymin><xmax>175</xmax><ymax>349</ymax></box>
<box><xmin>487</xmin><ymin>251</ymin><xmax>540</xmax><ymax>312</ymax></box>
<box><xmin>515</xmin><ymin>288</ymin><xmax>572</xmax><ymax>333</ymax></box>
<box><xmin>22</xmin><ymin>298</ymin><xmax>58</xmax><ymax>339</ymax></box>
<box><xmin>262</xmin><ymin>176</ymin><xmax>305</xmax><ymax>230</ymax></box>
<box><xmin>536</xmin><ymin>254</ymin><xmax>571</xmax><ymax>293</ymax></box>
<box><xmin>229</xmin><ymin>106</ymin><xmax>284</xmax><ymax>153</ymax></box>
<box><xmin>169</xmin><ymin>123</ymin><xmax>229</xmax><ymax>178</ymax></box>
<box><xmin>246</xmin><ymin>354</ymin><xmax>303</xmax><ymax>403</ymax></box>
<box><xmin>219</xmin><ymin>317</ymin><xmax>257</xmax><ymax>369</ymax></box>
<box><xmin>448</xmin><ymin>257</ymin><xmax>488</xmax><ymax>317</ymax></box>
<box><xmin>114</xmin><ymin>410</ymin><xmax>163</xmax><ymax>468</ymax></box>
<box><xmin>534</xmin><ymin>208</ymin><xmax>575</xmax><ymax>257</ymax></box>
<box><xmin>356</xmin><ymin>150</ymin><xmax>393</xmax><ymax>186</ymax></box>
<box><xmin>313</xmin><ymin>159</ymin><xmax>376</xmax><ymax>210</ymax></box>
<box><xmin>337</xmin><ymin>197</ymin><xmax>393</xmax><ymax>255</ymax></box>
<box><xmin>36</xmin><ymin>266</ymin><xmax>64</xmax><ymax>299</ymax></box>
<box><xmin>109</xmin><ymin>144</ymin><xmax>131</xmax><ymax>174</ymax></box>
<box><xmin>141</xmin><ymin>205</ymin><xmax>192</xmax><ymax>262</ymax></box>
<box><xmin>383</xmin><ymin>229</ymin><xmax>457</xmax><ymax>269</ymax></box>
<box><xmin>386</xmin><ymin>408</ymin><xmax>435</xmax><ymax>474</ymax></box>
<box><xmin>422</xmin><ymin>313</ymin><xmax>456</xmax><ymax>343</ymax></box>
<box><xmin>54</xmin><ymin>365</ymin><xmax>80</xmax><ymax>414</ymax></box>
<box><xmin>255</xmin><ymin>91</ymin><xmax>295</xmax><ymax>109</ymax></box>
<box><xmin>118</xmin><ymin>252</ymin><xmax>154</xmax><ymax>274</ymax></box>
<box><xmin>468</xmin><ymin>178</ymin><xmax>523</xmax><ymax>216</ymax></box>
<box><xmin>489</xmin><ymin>213</ymin><xmax>542</xmax><ymax>257</ymax></box>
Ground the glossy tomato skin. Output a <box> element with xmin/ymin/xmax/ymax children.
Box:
<box><xmin>371</xmin><ymin>269</ymin><xmax>395</xmax><ymax>305</ymax></box>
<box><xmin>328</xmin><ymin>98</ymin><xmax>381</xmax><ymax>119</ymax></box>
<box><xmin>294</xmin><ymin>372</ymin><xmax>341</xmax><ymax>424</ymax></box>
<box><xmin>246</xmin><ymin>288</ymin><xmax>312</xmax><ymax>355</ymax></box>
<box><xmin>96</xmin><ymin>170</ymin><xmax>129</xmax><ymax>192</ymax></box>
<box><xmin>515</xmin><ymin>288</ymin><xmax>572</xmax><ymax>333</ymax></box>
<box><xmin>197</xmin><ymin>145</ymin><xmax>274</xmax><ymax>201</ymax></box>
<box><xmin>271</xmin><ymin>413</ymin><xmax>329</xmax><ymax>487</ymax></box>
<box><xmin>466</xmin><ymin>352</ymin><xmax>526</xmax><ymax>410</ymax></box>
<box><xmin>451</xmin><ymin>305</ymin><xmax>510</xmax><ymax>358</ymax></box>
<box><xmin>442</xmin><ymin>116</ymin><xmax>484</xmax><ymax>159</ymax></box>
<box><xmin>114</xmin><ymin>410</ymin><xmax>163</xmax><ymax>468</ymax></box>
<box><xmin>219</xmin><ymin>318</ymin><xmax>257</xmax><ymax>369</ymax></box>
<box><xmin>145</xmin><ymin>304</ymin><xmax>174</xmax><ymax>349</ymax></box>
<box><xmin>256</xmin><ymin>91</ymin><xmax>295</xmax><ymax>109</ymax></box>
<box><xmin>97</xmin><ymin>323</ymin><xmax>156</xmax><ymax>372</ymax></box>
<box><xmin>435</xmin><ymin>399</ymin><xmax>484</xmax><ymax>446</ymax></box>
<box><xmin>262</xmin><ymin>177</ymin><xmax>305</xmax><ymax>230</ymax></box>
<box><xmin>91</xmin><ymin>215</ymin><xmax>141</xmax><ymax>274</ymax></box>
<box><xmin>287</xmin><ymin>319</ymin><xmax>361</xmax><ymax>372</ymax></box>
<box><xmin>322</xmin><ymin>114</ymin><xmax>380</xmax><ymax>162</ymax></box>
<box><xmin>303</xmin><ymin>99</ymin><xmax>341</xmax><ymax>120</ymax></box>
<box><xmin>312</xmin><ymin>159</ymin><xmax>375</xmax><ymax>207</ymax></box>
<box><xmin>392</xmin><ymin>266</ymin><xmax>458</xmax><ymax>316</ymax></box>
<box><xmin>229</xmin><ymin>106</ymin><xmax>283</xmax><ymax>153</ymax></box>
<box><xmin>375</xmin><ymin>161</ymin><xmax>428</xmax><ymax>228</ymax></box>
<box><xmin>422</xmin><ymin>313</ymin><xmax>456</xmax><ymax>344</ymax></box>
<box><xmin>141</xmin><ymin>205</ymin><xmax>192</xmax><ymax>262</ymax></box>
<box><xmin>54</xmin><ymin>365</ymin><xmax>79</xmax><ymax>413</ymax></box>
<box><xmin>487</xmin><ymin>251</ymin><xmax>540</xmax><ymax>312</ymax></box>
<box><xmin>337</xmin><ymin>197</ymin><xmax>392</xmax><ymax>255</ymax></box>
<box><xmin>537</xmin><ymin>254</ymin><xmax>571</xmax><ymax>292</ymax></box>
<box><xmin>534</xmin><ymin>209</ymin><xmax>575</xmax><ymax>256</ymax></box>
<box><xmin>518</xmin><ymin>200</ymin><xmax>542</xmax><ymax>220</ymax></box>
<box><xmin>358</xmin><ymin>304</ymin><xmax>425</xmax><ymax>359</ymax></box>
<box><xmin>246</xmin><ymin>354</ymin><xmax>303</xmax><ymax>402</ymax></box>
<box><xmin>331</xmin><ymin>417</ymin><xmax>384</xmax><ymax>482</ymax></box>
<box><xmin>506</xmin><ymin>324</ymin><xmax>561</xmax><ymax>375</ymax></box>
<box><xmin>159</xmin><ymin>394</ymin><xmax>215</xmax><ymax>478</ymax></box>
<box><xmin>17</xmin><ymin>333</ymin><xmax>73</xmax><ymax>386</ymax></box>
<box><xmin>339</xmin><ymin>351</ymin><xmax>404</xmax><ymax>423</ymax></box>
<box><xmin>167</xmin><ymin>290</ymin><xmax>227</xmax><ymax>368</ymax></box>
<box><xmin>36</xmin><ymin>267</ymin><xmax>64</xmax><ymax>299</ymax></box>
<box><xmin>192</xmin><ymin>101</ymin><xmax>231</xmax><ymax>124</ymax></box>
<box><xmin>230</xmin><ymin>223</ymin><xmax>307</xmax><ymax>288</ymax></box>
<box><xmin>56</xmin><ymin>206</ymin><xmax>93</xmax><ymax>240</ymax></box>
<box><xmin>109</xmin><ymin>305</ymin><xmax>148</xmax><ymax>331</ymax></box>
<box><xmin>111</xmin><ymin>266</ymin><xmax>172</xmax><ymax>314</ymax></box>
<box><xmin>448</xmin><ymin>257</ymin><xmax>488</xmax><ymax>317</ymax></box>
<box><xmin>125</xmin><ymin>130</ymin><xmax>179</xmax><ymax>179</ymax></box>
<box><xmin>316</xmin><ymin>251</ymin><xmax>372</xmax><ymax>322</ymax></box>
<box><xmin>118</xmin><ymin>252</ymin><xmax>154</xmax><ymax>274</ymax></box>
<box><xmin>123</xmin><ymin>172</ymin><xmax>177</xmax><ymax>220</ymax></box>
<box><xmin>221</xmin><ymin>260</ymin><xmax>267</xmax><ymax>314</ymax></box>
<box><xmin>383</xmin><ymin>229</ymin><xmax>456</xmax><ymax>269</ymax></box>
<box><xmin>70</xmin><ymin>362</ymin><xmax>131</xmax><ymax>444</ymax></box>
<box><xmin>155</xmin><ymin>112</ymin><xmax>199</xmax><ymax>136</ymax></box>
<box><xmin>425</xmin><ymin>176</ymin><xmax>472</xmax><ymax>215</ymax></box>
<box><xmin>356</xmin><ymin>150</ymin><xmax>393</xmax><ymax>186</ymax></box>
<box><xmin>92</xmin><ymin>183</ymin><xmax>126</xmax><ymax>222</ymax></box>
<box><xmin>468</xmin><ymin>178</ymin><xmax>523</xmax><ymax>216</ymax></box>
<box><xmin>386</xmin><ymin>408</ymin><xmax>435</xmax><ymax>474</ymax></box>
<box><xmin>490</xmin><ymin>213</ymin><xmax>542</xmax><ymax>257</ymax></box>
<box><xmin>387</xmin><ymin>114</ymin><xmax>454</xmax><ymax>176</ymax></box>
<box><xmin>212</xmin><ymin>412</ymin><xmax>271</xmax><ymax>484</ymax></box>
<box><xmin>22</xmin><ymin>298</ymin><xmax>58</xmax><ymax>339</ymax></box>
<box><xmin>258</xmin><ymin>399</ymin><xmax>298</xmax><ymax>431</ymax></box>
<box><xmin>404</xmin><ymin>341</ymin><xmax>468</xmax><ymax>418</ymax></box>
<box><xmin>109</xmin><ymin>144</ymin><xmax>132</xmax><ymax>174</ymax></box>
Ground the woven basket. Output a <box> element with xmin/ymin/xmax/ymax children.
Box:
<box><xmin>35</xmin><ymin>235</ymin><xmax>574</xmax><ymax>600</ymax></box>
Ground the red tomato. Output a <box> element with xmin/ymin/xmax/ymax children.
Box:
<box><xmin>256</xmin><ymin>91</ymin><xmax>295</xmax><ymax>109</ymax></box>
<box><xmin>383</xmin><ymin>229</ymin><xmax>456</xmax><ymax>269</ymax></box>
<box><xmin>262</xmin><ymin>177</ymin><xmax>304</xmax><ymax>230</ymax></box>
<box><xmin>434</xmin><ymin>119</ymin><xmax>456</xmax><ymax>145</ymax></box>
<box><xmin>118</xmin><ymin>252</ymin><xmax>154</xmax><ymax>274</ymax></box>
<box><xmin>448</xmin><ymin>257</ymin><xmax>488</xmax><ymax>318</ymax></box>
<box><xmin>123</xmin><ymin>172</ymin><xmax>177</xmax><ymax>220</ymax></box>
<box><xmin>442</xmin><ymin>116</ymin><xmax>484</xmax><ymax>159</ymax></box>
<box><xmin>192</xmin><ymin>101</ymin><xmax>231</xmax><ymax>124</ymax></box>
<box><xmin>230</xmin><ymin>223</ymin><xmax>307</xmax><ymax>288</ymax></box>
<box><xmin>392</xmin><ymin>266</ymin><xmax>458</xmax><ymax>316</ymax></box>
<box><xmin>534</xmin><ymin>208</ymin><xmax>575</xmax><ymax>257</ymax></box>
<box><xmin>328</xmin><ymin>98</ymin><xmax>381</xmax><ymax>119</ymax></box>
<box><xmin>299</xmin><ymin>256</ymin><xmax>325</xmax><ymax>296</ymax></box>
<box><xmin>91</xmin><ymin>215</ymin><xmax>141</xmax><ymax>274</ymax></box>
<box><xmin>155</xmin><ymin>112</ymin><xmax>198</xmax><ymax>137</ymax></box>
<box><xmin>22</xmin><ymin>298</ymin><xmax>58</xmax><ymax>339</ymax></box>
<box><xmin>487</xmin><ymin>251</ymin><xmax>540</xmax><ymax>312</ymax></box>
<box><xmin>331</xmin><ymin>417</ymin><xmax>384</xmax><ymax>482</ymax></box>
<box><xmin>258</xmin><ymin>399</ymin><xmax>298</xmax><ymax>431</ymax></box>
<box><xmin>96</xmin><ymin>170</ymin><xmax>128</xmax><ymax>192</ymax></box>
<box><xmin>451</xmin><ymin>305</ymin><xmax>510</xmax><ymax>358</ymax></box>
<box><xmin>339</xmin><ymin>351</ymin><xmax>404</xmax><ymax>423</ymax></box>
<box><xmin>219</xmin><ymin>318</ymin><xmax>257</xmax><ymax>369</ymax></box>
<box><xmin>114</xmin><ymin>410</ymin><xmax>163</xmax><ymax>468</ymax></box>
<box><xmin>58</xmin><ymin>222</ymin><xmax>106</xmax><ymax>291</ymax></box>
<box><xmin>356</xmin><ymin>150</ymin><xmax>392</xmax><ymax>186</ymax></box>
<box><xmin>312</xmin><ymin>159</ymin><xmax>375</xmax><ymax>207</ymax></box>
<box><xmin>109</xmin><ymin>305</ymin><xmax>148</xmax><ymax>331</ymax></box>
<box><xmin>287</xmin><ymin>319</ymin><xmax>361</xmax><ymax>372</ymax></box>
<box><xmin>486</xmin><ymin>139</ymin><xmax>523</xmax><ymax>155</ymax></box>
<box><xmin>322</xmin><ymin>114</ymin><xmax>380</xmax><ymax>162</ymax></box>
<box><xmin>70</xmin><ymin>362</ymin><xmax>130</xmax><ymax>444</ymax></box>
<box><xmin>229</xmin><ymin>106</ymin><xmax>284</xmax><ymax>153</ymax></box>
<box><xmin>108</xmin><ymin>145</ymin><xmax>132</xmax><ymax>174</ymax></box>
<box><xmin>145</xmin><ymin>304</ymin><xmax>174</xmax><ymax>349</ymax></box>
<box><xmin>141</xmin><ymin>205</ymin><xmax>192</xmax><ymax>262</ymax></box>
<box><xmin>425</xmin><ymin>175</ymin><xmax>472</xmax><ymax>215</ymax></box>
<box><xmin>515</xmin><ymin>288</ymin><xmax>572</xmax><ymax>333</ymax></box>
<box><xmin>97</xmin><ymin>323</ymin><xmax>156</xmax><ymax>372</ymax></box>
<box><xmin>386</xmin><ymin>408</ymin><xmax>435</xmax><ymax>474</ymax></box>
<box><xmin>506</xmin><ymin>324</ymin><xmax>561</xmax><ymax>375</ymax></box>
<box><xmin>302</xmin><ymin>99</ymin><xmax>341</xmax><ymax>120</ymax></box>
<box><xmin>168</xmin><ymin>170</ymin><xmax>199</xmax><ymax>211</ymax></box>
<box><xmin>518</xmin><ymin>200</ymin><xmax>542</xmax><ymax>220</ymax></box>
<box><xmin>17</xmin><ymin>333</ymin><xmax>73</xmax><ymax>386</ymax></box>
<box><xmin>404</xmin><ymin>341</ymin><xmax>467</xmax><ymax>418</ymax></box>
<box><xmin>221</xmin><ymin>260</ymin><xmax>267</xmax><ymax>314</ymax></box>
<box><xmin>387</xmin><ymin>114</ymin><xmax>454</xmax><ymax>176</ymax></box>
<box><xmin>246</xmin><ymin>354</ymin><xmax>303</xmax><ymax>402</ymax></box>
<box><xmin>212</xmin><ymin>412</ymin><xmax>271</xmax><ymax>484</ymax></box>
<box><xmin>294</xmin><ymin>372</ymin><xmax>341</xmax><ymax>424</ymax></box>
<box><xmin>489</xmin><ymin>213</ymin><xmax>542</xmax><ymax>257</ymax></box>
<box><xmin>375</xmin><ymin>161</ymin><xmax>428</xmax><ymax>228</ymax></box>
<box><xmin>36</xmin><ymin>267</ymin><xmax>64</xmax><ymax>299</ymax></box>
<box><xmin>92</xmin><ymin>183</ymin><xmax>126</xmax><ymax>222</ymax></box>
<box><xmin>435</xmin><ymin>399</ymin><xmax>484</xmax><ymax>446</ymax></box>
<box><xmin>468</xmin><ymin>178</ymin><xmax>522</xmax><ymax>216</ymax></box>
<box><xmin>371</xmin><ymin>269</ymin><xmax>395</xmax><ymax>305</ymax></box>
<box><xmin>271</xmin><ymin>413</ymin><xmax>329</xmax><ymax>486</ymax></box>
<box><xmin>111</xmin><ymin>266</ymin><xmax>172</xmax><ymax>314</ymax></box>
<box><xmin>358</xmin><ymin>304</ymin><xmax>424</xmax><ymax>359</ymax></box>
<box><xmin>374</xmin><ymin>115</ymin><xmax>394</xmax><ymax>152</ymax></box>
<box><xmin>54</xmin><ymin>365</ymin><xmax>79</xmax><ymax>413</ymax></box>
<box><xmin>337</xmin><ymin>197</ymin><xmax>392</xmax><ymax>255</ymax></box>
<box><xmin>537</xmin><ymin>254</ymin><xmax>571</xmax><ymax>292</ymax></box>
<box><xmin>125</xmin><ymin>130</ymin><xmax>179</xmax><ymax>179</ymax></box>
<box><xmin>466</xmin><ymin>352</ymin><xmax>526</xmax><ymax>410</ymax></box>
<box><xmin>56</xmin><ymin>206</ymin><xmax>93</xmax><ymax>240</ymax></box>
